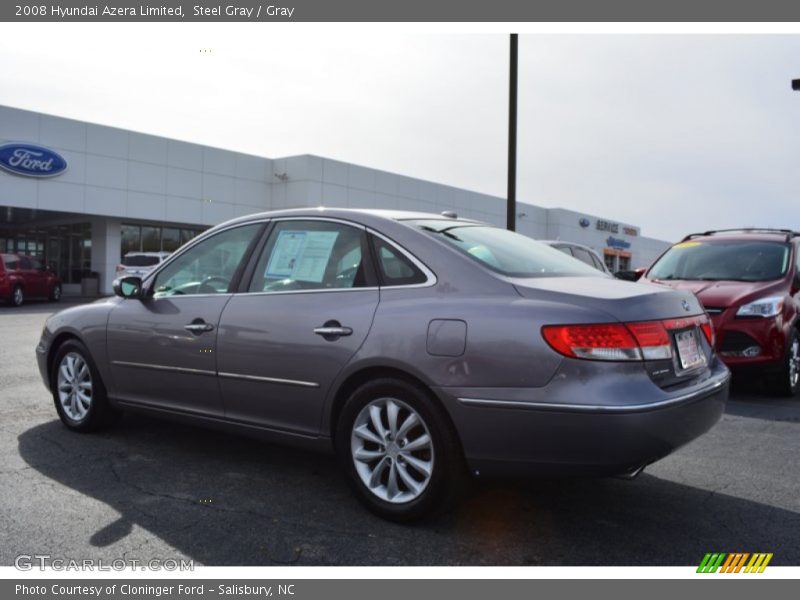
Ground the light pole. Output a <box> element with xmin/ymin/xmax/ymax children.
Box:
<box><xmin>507</xmin><ymin>34</ymin><xmax>518</xmax><ymax>232</ymax></box>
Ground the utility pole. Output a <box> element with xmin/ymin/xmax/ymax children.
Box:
<box><xmin>507</xmin><ymin>33</ymin><xmax>518</xmax><ymax>231</ymax></box>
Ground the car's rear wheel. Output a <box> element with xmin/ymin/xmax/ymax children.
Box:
<box><xmin>768</xmin><ymin>328</ymin><xmax>800</xmax><ymax>397</ymax></box>
<box><xmin>335</xmin><ymin>378</ymin><xmax>465</xmax><ymax>521</ymax></box>
<box><xmin>10</xmin><ymin>285</ymin><xmax>23</xmax><ymax>307</ymax></box>
<box><xmin>49</xmin><ymin>283</ymin><xmax>62</xmax><ymax>302</ymax></box>
<box><xmin>51</xmin><ymin>340</ymin><xmax>118</xmax><ymax>432</ymax></box>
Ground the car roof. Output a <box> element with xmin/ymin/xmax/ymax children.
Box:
<box><xmin>215</xmin><ymin>207</ymin><xmax>485</xmax><ymax>229</ymax></box>
<box><xmin>680</xmin><ymin>229</ymin><xmax>799</xmax><ymax>243</ymax></box>
<box><xmin>679</xmin><ymin>233</ymin><xmax>793</xmax><ymax>244</ymax></box>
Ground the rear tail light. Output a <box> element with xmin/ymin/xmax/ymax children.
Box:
<box><xmin>542</xmin><ymin>314</ymin><xmax>713</xmax><ymax>362</ymax></box>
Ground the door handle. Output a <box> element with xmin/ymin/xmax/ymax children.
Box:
<box><xmin>314</xmin><ymin>320</ymin><xmax>353</xmax><ymax>340</ymax></box>
<box><xmin>314</xmin><ymin>326</ymin><xmax>353</xmax><ymax>337</ymax></box>
<box><xmin>184</xmin><ymin>321</ymin><xmax>214</xmax><ymax>334</ymax></box>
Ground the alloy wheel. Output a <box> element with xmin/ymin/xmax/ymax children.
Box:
<box><xmin>790</xmin><ymin>337</ymin><xmax>800</xmax><ymax>390</ymax></box>
<box><xmin>350</xmin><ymin>397</ymin><xmax>434</xmax><ymax>504</ymax></box>
<box><xmin>12</xmin><ymin>287</ymin><xmax>23</xmax><ymax>306</ymax></box>
<box><xmin>53</xmin><ymin>285</ymin><xmax>61</xmax><ymax>300</ymax></box>
<box><xmin>57</xmin><ymin>352</ymin><xmax>93</xmax><ymax>421</ymax></box>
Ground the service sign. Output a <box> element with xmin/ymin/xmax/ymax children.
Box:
<box><xmin>0</xmin><ymin>143</ymin><xmax>68</xmax><ymax>178</ymax></box>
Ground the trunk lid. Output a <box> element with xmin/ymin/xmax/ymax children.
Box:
<box><xmin>514</xmin><ymin>276</ymin><xmax>715</xmax><ymax>390</ymax></box>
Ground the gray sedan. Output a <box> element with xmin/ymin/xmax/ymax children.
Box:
<box><xmin>36</xmin><ymin>209</ymin><xmax>730</xmax><ymax>521</ymax></box>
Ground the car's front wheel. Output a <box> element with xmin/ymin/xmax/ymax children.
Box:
<box><xmin>51</xmin><ymin>340</ymin><xmax>118</xmax><ymax>432</ymax></box>
<box><xmin>768</xmin><ymin>328</ymin><xmax>800</xmax><ymax>397</ymax></box>
<box><xmin>335</xmin><ymin>378</ymin><xmax>465</xmax><ymax>521</ymax></box>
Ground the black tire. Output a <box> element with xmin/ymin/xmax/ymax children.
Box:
<box><xmin>767</xmin><ymin>328</ymin><xmax>800</xmax><ymax>397</ymax></box>
<box><xmin>10</xmin><ymin>285</ymin><xmax>23</xmax><ymax>307</ymax></box>
<box><xmin>335</xmin><ymin>377</ymin><xmax>466</xmax><ymax>522</ymax></box>
<box><xmin>50</xmin><ymin>339</ymin><xmax>118</xmax><ymax>432</ymax></box>
<box><xmin>49</xmin><ymin>283</ymin><xmax>62</xmax><ymax>302</ymax></box>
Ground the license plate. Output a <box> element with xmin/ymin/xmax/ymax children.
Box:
<box><xmin>675</xmin><ymin>329</ymin><xmax>706</xmax><ymax>370</ymax></box>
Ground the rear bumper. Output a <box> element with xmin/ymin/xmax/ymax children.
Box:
<box><xmin>436</xmin><ymin>362</ymin><xmax>730</xmax><ymax>478</ymax></box>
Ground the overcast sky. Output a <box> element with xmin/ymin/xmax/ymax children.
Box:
<box><xmin>1</xmin><ymin>25</ymin><xmax>799</xmax><ymax>241</ymax></box>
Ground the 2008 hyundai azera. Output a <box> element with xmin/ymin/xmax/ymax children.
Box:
<box><xmin>37</xmin><ymin>209</ymin><xmax>730</xmax><ymax>520</ymax></box>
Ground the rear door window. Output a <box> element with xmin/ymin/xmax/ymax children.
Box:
<box><xmin>248</xmin><ymin>220</ymin><xmax>373</xmax><ymax>293</ymax></box>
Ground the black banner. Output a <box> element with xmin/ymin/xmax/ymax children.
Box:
<box><xmin>5</xmin><ymin>0</ymin><xmax>800</xmax><ymax>22</ymax></box>
<box><xmin>4</xmin><ymin>579</ymin><xmax>798</xmax><ymax>600</ymax></box>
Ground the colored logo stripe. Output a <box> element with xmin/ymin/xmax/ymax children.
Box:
<box><xmin>697</xmin><ymin>553</ymin><xmax>773</xmax><ymax>573</ymax></box>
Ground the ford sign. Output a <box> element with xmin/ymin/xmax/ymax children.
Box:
<box><xmin>579</xmin><ymin>217</ymin><xmax>590</xmax><ymax>228</ymax></box>
<box><xmin>0</xmin><ymin>143</ymin><xmax>68</xmax><ymax>178</ymax></box>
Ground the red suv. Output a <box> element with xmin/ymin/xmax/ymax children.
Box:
<box><xmin>0</xmin><ymin>253</ymin><xmax>62</xmax><ymax>307</ymax></box>
<box><xmin>642</xmin><ymin>229</ymin><xmax>800</xmax><ymax>396</ymax></box>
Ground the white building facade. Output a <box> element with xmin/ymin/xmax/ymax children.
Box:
<box><xmin>0</xmin><ymin>106</ymin><xmax>670</xmax><ymax>295</ymax></box>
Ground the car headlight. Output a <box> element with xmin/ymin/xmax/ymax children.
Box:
<box><xmin>736</xmin><ymin>296</ymin><xmax>784</xmax><ymax>318</ymax></box>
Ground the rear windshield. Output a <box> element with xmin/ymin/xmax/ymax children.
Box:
<box><xmin>407</xmin><ymin>220</ymin><xmax>602</xmax><ymax>278</ymax></box>
<box><xmin>649</xmin><ymin>240</ymin><xmax>791</xmax><ymax>282</ymax></box>
<box><xmin>1</xmin><ymin>254</ymin><xmax>20</xmax><ymax>270</ymax></box>
<box><xmin>122</xmin><ymin>255</ymin><xmax>161</xmax><ymax>267</ymax></box>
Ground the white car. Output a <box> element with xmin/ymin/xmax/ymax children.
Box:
<box><xmin>116</xmin><ymin>252</ymin><xmax>171</xmax><ymax>279</ymax></box>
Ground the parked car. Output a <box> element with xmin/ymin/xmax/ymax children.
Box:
<box><xmin>614</xmin><ymin>268</ymin><xmax>647</xmax><ymax>281</ymax></box>
<box><xmin>36</xmin><ymin>209</ymin><xmax>729</xmax><ymax>520</ymax></box>
<box><xmin>116</xmin><ymin>251</ymin><xmax>170</xmax><ymax>279</ymax></box>
<box><xmin>541</xmin><ymin>240</ymin><xmax>610</xmax><ymax>274</ymax></box>
<box><xmin>643</xmin><ymin>229</ymin><xmax>800</xmax><ymax>396</ymax></box>
<box><xmin>1</xmin><ymin>253</ymin><xmax>62</xmax><ymax>306</ymax></box>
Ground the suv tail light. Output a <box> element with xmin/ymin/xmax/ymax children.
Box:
<box><xmin>542</xmin><ymin>315</ymin><xmax>713</xmax><ymax>362</ymax></box>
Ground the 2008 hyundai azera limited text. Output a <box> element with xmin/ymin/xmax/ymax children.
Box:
<box><xmin>36</xmin><ymin>209</ymin><xmax>730</xmax><ymax>520</ymax></box>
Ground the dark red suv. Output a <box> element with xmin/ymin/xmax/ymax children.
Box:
<box><xmin>642</xmin><ymin>229</ymin><xmax>800</xmax><ymax>396</ymax></box>
<box><xmin>0</xmin><ymin>253</ymin><xmax>62</xmax><ymax>307</ymax></box>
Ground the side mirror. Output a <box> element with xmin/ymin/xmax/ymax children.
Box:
<box><xmin>113</xmin><ymin>276</ymin><xmax>143</xmax><ymax>299</ymax></box>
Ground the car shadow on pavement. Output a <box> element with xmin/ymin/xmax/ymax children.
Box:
<box><xmin>726</xmin><ymin>376</ymin><xmax>800</xmax><ymax>422</ymax></box>
<box><xmin>17</xmin><ymin>414</ymin><xmax>800</xmax><ymax>566</ymax></box>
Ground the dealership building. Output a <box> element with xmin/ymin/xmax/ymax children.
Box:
<box><xmin>0</xmin><ymin>105</ymin><xmax>670</xmax><ymax>296</ymax></box>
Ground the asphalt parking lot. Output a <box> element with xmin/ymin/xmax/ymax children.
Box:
<box><xmin>1</xmin><ymin>300</ymin><xmax>798</xmax><ymax>567</ymax></box>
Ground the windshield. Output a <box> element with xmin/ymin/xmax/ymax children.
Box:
<box><xmin>123</xmin><ymin>255</ymin><xmax>161</xmax><ymax>267</ymax></box>
<box><xmin>649</xmin><ymin>240</ymin><xmax>790</xmax><ymax>282</ymax></box>
<box><xmin>407</xmin><ymin>220</ymin><xmax>603</xmax><ymax>278</ymax></box>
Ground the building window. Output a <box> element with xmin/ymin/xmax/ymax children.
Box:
<box><xmin>120</xmin><ymin>223</ymin><xmax>207</xmax><ymax>259</ymax></box>
<box><xmin>141</xmin><ymin>226</ymin><xmax>160</xmax><ymax>252</ymax></box>
<box><xmin>618</xmin><ymin>255</ymin><xmax>631</xmax><ymax>271</ymax></box>
<box><xmin>121</xmin><ymin>224</ymin><xmax>141</xmax><ymax>257</ymax></box>
<box><xmin>604</xmin><ymin>253</ymin><xmax>617</xmax><ymax>272</ymax></box>
<box><xmin>161</xmin><ymin>228</ymin><xmax>181</xmax><ymax>252</ymax></box>
<box><xmin>0</xmin><ymin>221</ymin><xmax>91</xmax><ymax>284</ymax></box>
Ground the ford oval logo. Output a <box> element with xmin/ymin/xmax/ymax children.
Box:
<box><xmin>579</xmin><ymin>217</ymin><xmax>590</xmax><ymax>228</ymax></box>
<box><xmin>0</xmin><ymin>143</ymin><xmax>68</xmax><ymax>178</ymax></box>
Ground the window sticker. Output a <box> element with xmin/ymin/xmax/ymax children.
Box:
<box><xmin>265</xmin><ymin>230</ymin><xmax>340</xmax><ymax>283</ymax></box>
<box><xmin>673</xmin><ymin>241</ymin><xmax>701</xmax><ymax>249</ymax></box>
